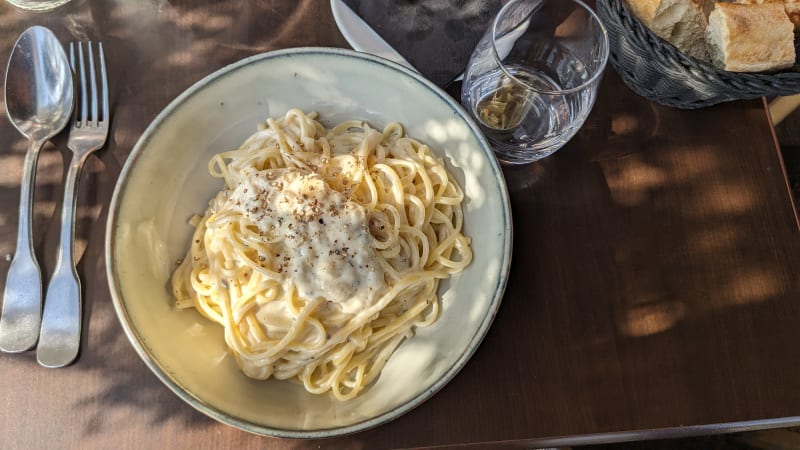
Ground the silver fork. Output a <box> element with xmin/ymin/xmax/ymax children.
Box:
<box><xmin>37</xmin><ymin>41</ymin><xmax>109</xmax><ymax>368</ymax></box>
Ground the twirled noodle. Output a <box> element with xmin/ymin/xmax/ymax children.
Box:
<box><xmin>171</xmin><ymin>109</ymin><xmax>472</xmax><ymax>400</ymax></box>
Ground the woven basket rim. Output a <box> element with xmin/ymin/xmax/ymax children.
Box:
<box><xmin>604</xmin><ymin>0</ymin><xmax>800</xmax><ymax>84</ymax></box>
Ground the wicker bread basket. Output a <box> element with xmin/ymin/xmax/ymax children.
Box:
<box><xmin>596</xmin><ymin>0</ymin><xmax>800</xmax><ymax>109</ymax></box>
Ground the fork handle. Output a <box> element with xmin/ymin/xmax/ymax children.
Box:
<box><xmin>37</xmin><ymin>152</ymin><xmax>87</xmax><ymax>368</ymax></box>
<box><xmin>0</xmin><ymin>138</ymin><xmax>47</xmax><ymax>353</ymax></box>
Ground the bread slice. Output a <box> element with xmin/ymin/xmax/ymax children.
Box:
<box><xmin>626</xmin><ymin>0</ymin><xmax>709</xmax><ymax>60</ymax></box>
<box><xmin>707</xmin><ymin>2</ymin><xmax>796</xmax><ymax>72</ymax></box>
<box><xmin>734</xmin><ymin>0</ymin><xmax>800</xmax><ymax>30</ymax></box>
<box><xmin>786</xmin><ymin>1</ymin><xmax>800</xmax><ymax>29</ymax></box>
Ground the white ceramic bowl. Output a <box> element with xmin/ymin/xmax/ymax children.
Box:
<box><xmin>106</xmin><ymin>47</ymin><xmax>512</xmax><ymax>438</ymax></box>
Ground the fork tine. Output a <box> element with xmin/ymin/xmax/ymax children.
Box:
<box><xmin>87</xmin><ymin>42</ymin><xmax>98</xmax><ymax>126</ymax></box>
<box><xmin>68</xmin><ymin>42</ymin><xmax>74</xmax><ymax>85</ymax></box>
<box><xmin>69</xmin><ymin>43</ymin><xmax>77</xmax><ymax>124</ymax></box>
<box><xmin>98</xmin><ymin>42</ymin><xmax>108</xmax><ymax>124</ymax></box>
<box><xmin>76</xmin><ymin>42</ymin><xmax>88</xmax><ymax>126</ymax></box>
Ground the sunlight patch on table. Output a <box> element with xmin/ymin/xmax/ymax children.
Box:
<box><xmin>601</xmin><ymin>155</ymin><xmax>667</xmax><ymax>207</ymax></box>
<box><xmin>685</xmin><ymin>182</ymin><xmax>757</xmax><ymax>217</ymax></box>
<box><xmin>662</xmin><ymin>146</ymin><xmax>721</xmax><ymax>183</ymax></box>
<box><xmin>725</xmin><ymin>268</ymin><xmax>782</xmax><ymax>305</ymax></box>
<box><xmin>685</xmin><ymin>225</ymin><xmax>740</xmax><ymax>253</ymax></box>
<box><xmin>611</xmin><ymin>113</ymin><xmax>640</xmax><ymax>137</ymax></box>
<box><xmin>619</xmin><ymin>300</ymin><xmax>686</xmax><ymax>337</ymax></box>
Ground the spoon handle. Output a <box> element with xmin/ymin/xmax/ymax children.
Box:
<box><xmin>37</xmin><ymin>152</ymin><xmax>86</xmax><ymax>368</ymax></box>
<box><xmin>0</xmin><ymin>138</ymin><xmax>45</xmax><ymax>352</ymax></box>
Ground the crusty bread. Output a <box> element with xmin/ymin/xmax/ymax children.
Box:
<box><xmin>700</xmin><ymin>0</ymin><xmax>717</xmax><ymax>16</ymax></box>
<box><xmin>626</xmin><ymin>0</ymin><xmax>710</xmax><ymax>60</ymax></box>
<box><xmin>786</xmin><ymin>1</ymin><xmax>800</xmax><ymax>29</ymax></box>
<box><xmin>670</xmin><ymin>2</ymin><xmax>711</xmax><ymax>60</ymax></box>
<box><xmin>733</xmin><ymin>0</ymin><xmax>800</xmax><ymax>29</ymax></box>
<box><xmin>707</xmin><ymin>2</ymin><xmax>796</xmax><ymax>72</ymax></box>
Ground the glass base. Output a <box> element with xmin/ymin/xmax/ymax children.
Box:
<box><xmin>5</xmin><ymin>0</ymin><xmax>72</xmax><ymax>12</ymax></box>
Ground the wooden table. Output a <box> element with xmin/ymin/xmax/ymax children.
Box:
<box><xmin>2</xmin><ymin>1</ymin><xmax>800</xmax><ymax>449</ymax></box>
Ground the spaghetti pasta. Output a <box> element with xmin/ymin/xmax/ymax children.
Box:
<box><xmin>170</xmin><ymin>109</ymin><xmax>472</xmax><ymax>400</ymax></box>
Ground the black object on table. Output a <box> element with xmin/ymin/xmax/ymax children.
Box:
<box><xmin>341</xmin><ymin>0</ymin><xmax>503</xmax><ymax>87</ymax></box>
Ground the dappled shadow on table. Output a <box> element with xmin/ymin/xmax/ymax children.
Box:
<box><xmin>375</xmin><ymin>72</ymin><xmax>800</xmax><ymax>445</ymax></box>
<box><xmin>0</xmin><ymin>1</ymin><xmax>365</xmax><ymax>449</ymax></box>
<box><xmin>1</xmin><ymin>1</ymin><xmax>799</xmax><ymax>448</ymax></box>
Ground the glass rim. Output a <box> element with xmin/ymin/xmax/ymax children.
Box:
<box><xmin>490</xmin><ymin>0</ymin><xmax>610</xmax><ymax>96</ymax></box>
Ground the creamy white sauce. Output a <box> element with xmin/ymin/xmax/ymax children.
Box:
<box><xmin>226</xmin><ymin>169</ymin><xmax>387</xmax><ymax>316</ymax></box>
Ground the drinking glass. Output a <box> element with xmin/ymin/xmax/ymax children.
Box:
<box><xmin>461</xmin><ymin>0</ymin><xmax>608</xmax><ymax>164</ymax></box>
<box><xmin>4</xmin><ymin>0</ymin><xmax>72</xmax><ymax>11</ymax></box>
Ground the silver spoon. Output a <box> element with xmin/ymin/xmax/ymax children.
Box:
<box><xmin>0</xmin><ymin>26</ymin><xmax>74</xmax><ymax>352</ymax></box>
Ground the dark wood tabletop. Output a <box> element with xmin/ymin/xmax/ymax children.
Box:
<box><xmin>2</xmin><ymin>1</ymin><xmax>800</xmax><ymax>449</ymax></box>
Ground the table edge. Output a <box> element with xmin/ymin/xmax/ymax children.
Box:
<box><xmin>762</xmin><ymin>97</ymin><xmax>800</xmax><ymax>231</ymax></box>
<box><xmin>425</xmin><ymin>416</ymin><xmax>800</xmax><ymax>448</ymax></box>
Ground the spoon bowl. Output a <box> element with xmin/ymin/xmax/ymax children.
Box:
<box><xmin>0</xmin><ymin>26</ymin><xmax>73</xmax><ymax>353</ymax></box>
<box><xmin>5</xmin><ymin>27</ymin><xmax>73</xmax><ymax>140</ymax></box>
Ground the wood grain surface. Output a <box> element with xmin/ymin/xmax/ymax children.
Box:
<box><xmin>1</xmin><ymin>1</ymin><xmax>799</xmax><ymax>449</ymax></box>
